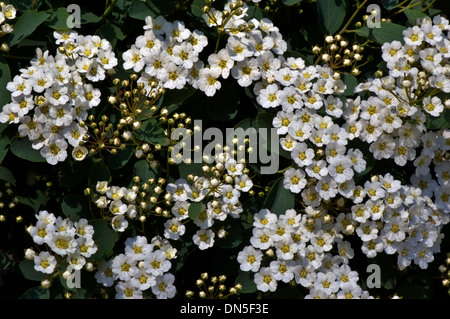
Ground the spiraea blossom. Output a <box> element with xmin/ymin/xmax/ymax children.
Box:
<box><xmin>0</xmin><ymin>31</ymin><xmax>117</xmax><ymax>165</ymax></box>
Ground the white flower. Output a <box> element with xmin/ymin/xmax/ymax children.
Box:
<box><xmin>422</xmin><ymin>96</ymin><xmax>444</xmax><ymax>117</ymax></box>
<box><xmin>34</xmin><ymin>251</ymin><xmax>57</xmax><ymax>274</ymax></box>
<box><xmin>254</xmin><ymin>267</ymin><xmax>277</xmax><ymax>292</ymax></box>
<box><xmin>95</xmin><ymin>259</ymin><xmax>117</xmax><ymax>287</ymax></box>
<box><xmin>164</xmin><ymin>218</ymin><xmax>186</xmax><ymax>240</ymax></box>
<box><xmin>160</xmin><ymin>62</ymin><xmax>188</xmax><ymax>90</ymax></box>
<box><xmin>257</xmin><ymin>83</ymin><xmax>282</xmax><ymax>108</ymax></box>
<box><xmin>48</xmin><ymin>232</ymin><xmax>77</xmax><ymax>256</ymax></box>
<box><xmin>164</xmin><ymin>20</ymin><xmax>191</xmax><ymax>42</ymax></box>
<box><xmin>115</xmin><ymin>280</ymin><xmax>142</xmax><ymax>299</ymax></box>
<box><xmin>314</xmin><ymin>271</ymin><xmax>340</xmax><ymax>295</ymax></box>
<box><xmin>144</xmin><ymin>250</ymin><xmax>171</xmax><ymax>277</ymax></box>
<box><xmin>283</xmin><ymin>167</ymin><xmax>307</xmax><ymax>193</ymax></box>
<box><xmin>152</xmin><ymin>273</ymin><xmax>176</xmax><ymax>299</ymax></box>
<box><xmin>237</xmin><ymin>246</ymin><xmax>263</xmax><ymax>272</ymax></box>
<box><xmin>193</xmin><ymin>229</ymin><xmax>215</xmax><ymax>250</ymax></box>
<box><xmin>112</xmin><ymin>214</ymin><xmax>129</xmax><ymax>232</ymax></box>
<box><xmin>231</xmin><ymin>58</ymin><xmax>261</xmax><ymax>87</ymax></box>
<box><xmin>123</xmin><ymin>45</ymin><xmax>145</xmax><ymax>72</ymax></box>
<box><xmin>253</xmin><ymin>208</ymin><xmax>277</xmax><ymax>229</ymax></box>
<box><xmin>111</xmin><ymin>253</ymin><xmax>138</xmax><ymax>281</ymax></box>
<box><xmin>198</xmin><ymin>67</ymin><xmax>221</xmax><ymax>97</ymax></box>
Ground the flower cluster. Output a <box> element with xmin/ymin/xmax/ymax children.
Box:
<box><xmin>94</xmin><ymin>181</ymin><xmax>140</xmax><ymax>232</ymax></box>
<box><xmin>25</xmin><ymin>210</ymin><xmax>98</xmax><ymax>279</ymax></box>
<box><xmin>0</xmin><ymin>3</ymin><xmax>15</xmax><ymax>46</ymax></box>
<box><xmin>122</xmin><ymin>15</ymin><xmax>209</xmax><ymax>95</ymax></box>
<box><xmin>237</xmin><ymin>207</ymin><xmax>372</xmax><ymax>299</ymax></box>
<box><xmin>0</xmin><ymin>30</ymin><xmax>117</xmax><ymax>164</ymax></box>
<box><xmin>94</xmin><ymin>235</ymin><xmax>177</xmax><ymax>299</ymax></box>
<box><xmin>354</xmin><ymin>15</ymin><xmax>450</xmax><ymax>164</ymax></box>
<box><xmin>165</xmin><ymin>151</ymin><xmax>253</xmax><ymax>250</ymax></box>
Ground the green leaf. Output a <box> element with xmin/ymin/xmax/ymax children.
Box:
<box><xmin>215</xmin><ymin>218</ymin><xmax>243</xmax><ymax>249</ymax></box>
<box><xmin>397</xmin><ymin>276</ymin><xmax>433</xmax><ymax>298</ymax></box>
<box><xmin>282</xmin><ymin>0</ymin><xmax>302</xmax><ymax>5</ymax></box>
<box><xmin>235</xmin><ymin>271</ymin><xmax>257</xmax><ymax>294</ymax></box>
<box><xmin>381</xmin><ymin>0</ymin><xmax>398</xmax><ymax>10</ymax></box>
<box><xmin>88</xmin><ymin>160</ymin><xmax>112</xmax><ymax>195</ymax></box>
<box><xmin>90</xmin><ymin>219</ymin><xmax>120</xmax><ymax>262</ymax></box>
<box><xmin>425</xmin><ymin>108</ymin><xmax>450</xmax><ymax>130</ymax></box>
<box><xmin>0</xmin><ymin>252</ymin><xmax>11</xmax><ymax>271</ymax></box>
<box><xmin>10</xmin><ymin>137</ymin><xmax>46</xmax><ymax>162</ymax></box>
<box><xmin>404</xmin><ymin>8</ymin><xmax>428</xmax><ymax>26</ymax></box>
<box><xmin>9</xmin><ymin>10</ymin><xmax>51</xmax><ymax>46</ymax></box>
<box><xmin>0</xmin><ymin>165</ymin><xmax>16</xmax><ymax>185</ymax></box>
<box><xmin>317</xmin><ymin>0</ymin><xmax>348</xmax><ymax>35</ymax></box>
<box><xmin>262</xmin><ymin>177</ymin><xmax>295</xmax><ymax>215</ymax></box>
<box><xmin>188</xmin><ymin>201</ymin><xmax>203</xmax><ymax>220</ymax></box>
<box><xmin>341</xmin><ymin>73</ymin><xmax>358</xmax><ymax>96</ymax></box>
<box><xmin>355</xmin><ymin>22</ymin><xmax>407</xmax><ymax>44</ymax></box>
<box><xmin>133</xmin><ymin>160</ymin><xmax>156</xmax><ymax>182</ymax></box>
<box><xmin>62</xmin><ymin>193</ymin><xmax>91</xmax><ymax>221</ymax></box>
<box><xmin>108</xmin><ymin>145</ymin><xmax>134</xmax><ymax>170</ymax></box>
<box><xmin>134</xmin><ymin>118</ymin><xmax>169</xmax><ymax>146</ymax></box>
<box><xmin>80</xmin><ymin>9</ymin><xmax>100</xmax><ymax>24</ymax></box>
<box><xmin>256</xmin><ymin>112</ymin><xmax>291</xmax><ymax>160</ymax></box>
<box><xmin>0</xmin><ymin>55</ymin><xmax>11</xmax><ymax>108</ymax></box>
<box><xmin>45</xmin><ymin>7</ymin><xmax>71</xmax><ymax>30</ymax></box>
<box><xmin>19</xmin><ymin>189</ymin><xmax>48</xmax><ymax>211</ymax></box>
<box><xmin>19</xmin><ymin>260</ymin><xmax>47</xmax><ymax>282</ymax></box>
<box><xmin>95</xmin><ymin>22</ymin><xmax>126</xmax><ymax>49</ymax></box>
<box><xmin>0</xmin><ymin>134</ymin><xmax>10</xmax><ymax>164</ymax></box>
<box><xmin>20</xmin><ymin>286</ymin><xmax>50</xmax><ymax>299</ymax></box>
<box><xmin>206</xmin><ymin>81</ymin><xmax>239</xmax><ymax>121</ymax></box>
<box><xmin>162</xmin><ymin>86</ymin><xmax>197</xmax><ymax>110</ymax></box>
<box><xmin>129</xmin><ymin>1</ymin><xmax>156</xmax><ymax>20</ymax></box>
<box><xmin>190</xmin><ymin>0</ymin><xmax>205</xmax><ymax>18</ymax></box>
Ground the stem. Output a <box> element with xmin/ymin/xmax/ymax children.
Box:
<box><xmin>338</xmin><ymin>0</ymin><xmax>369</xmax><ymax>36</ymax></box>
<box><xmin>422</xmin><ymin>0</ymin><xmax>436</xmax><ymax>12</ymax></box>
<box><xmin>100</xmin><ymin>0</ymin><xmax>117</xmax><ymax>22</ymax></box>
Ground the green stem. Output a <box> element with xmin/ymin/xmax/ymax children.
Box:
<box><xmin>100</xmin><ymin>0</ymin><xmax>117</xmax><ymax>22</ymax></box>
<box><xmin>422</xmin><ymin>0</ymin><xmax>436</xmax><ymax>13</ymax></box>
<box><xmin>338</xmin><ymin>0</ymin><xmax>369</xmax><ymax>36</ymax></box>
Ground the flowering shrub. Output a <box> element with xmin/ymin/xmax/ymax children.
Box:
<box><xmin>0</xmin><ymin>0</ymin><xmax>449</xmax><ymax>300</ymax></box>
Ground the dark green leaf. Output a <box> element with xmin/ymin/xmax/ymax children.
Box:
<box><xmin>206</xmin><ymin>81</ymin><xmax>239</xmax><ymax>121</ymax></box>
<box><xmin>0</xmin><ymin>252</ymin><xmax>11</xmax><ymax>271</ymax></box>
<box><xmin>404</xmin><ymin>8</ymin><xmax>428</xmax><ymax>26</ymax></box>
<box><xmin>283</xmin><ymin>0</ymin><xmax>302</xmax><ymax>5</ymax></box>
<box><xmin>188</xmin><ymin>201</ymin><xmax>203</xmax><ymax>220</ymax></box>
<box><xmin>9</xmin><ymin>10</ymin><xmax>51</xmax><ymax>46</ymax></box>
<box><xmin>0</xmin><ymin>165</ymin><xmax>16</xmax><ymax>185</ymax></box>
<box><xmin>190</xmin><ymin>0</ymin><xmax>205</xmax><ymax>18</ymax></box>
<box><xmin>108</xmin><ymin>145</ymin><xmax>134</xmax><ymax>170</ymax></box>
<box><xmin>235</xmin><ymin>270</ymin><xmax>257</xmax><ymax>294</ymax></box>
<box><xmin>134</xmin><ymin>118</ymin><xmax>169</xmax><ymax>146</ymax></box>
<box><xmin>355</xmin><ymin>22</ymin><xmax>407</xmax><ymax>44</ymax></box>
<box><xmin>133</xmin><ymin>160</ymin><xmax>156</xmax><ymax>182</ymax></box>
<box><xmin>90</xmin><ymin>219</ymin><xmax>120</xmax><ymax>262</ymax></box>
<box><xmin>341</xmin><ymin>73</ymin><xmax>358</xmax><ymax>96</ymax></box>
<box><xmin>62</xmin><ymin>193</ymin><xmax>91</xmax><ymax>221</ymax></box>
<box><xmin>317</xmin><ymin>0</ymin><xmax>348</xmax><ymax>35</ymax></box>
<box><xmin>256</xmin><ymin>112</ymin><xmax>291</xmax><ymax>160</ymax></box>
<box><xmin>178</xmin><ymin>161</ymin><xmax>205</xmax><ymax>180</ymax></box>
<box><xmin>162</xmin><ymin>86</ymin><xmax>197</xmax><ymax>110</ymax></box>
<box><xmin>19</xmin><ymin>260</ymin><xmax>47</xmax><ymax>281</ymax></box>
<box><xmin>88</xmin><ymin>160</ymin><xmax>112</xmax><ymax>195</ymax></box>
<box><xmin>397</xmin><ymin>276</ymin><xmax>433</xmax><ymax>299</ymax></box>
<box><xmin>381</xmin><ymin>0</ymin><xmax>398</xmax><ymax>10</ymax></box>
<box><xmin>19</xmin><ymin>189</ymin><xmax>48</xmax><ymax>211</ymax></box>
<box><xmin>0</xmin><ymin>55</ymin><xmax>11</xmax><ymax>109</ymax></box>
<box><xmin>425</xmin><ymin>108</ymin><xmax>450</xmax><ymax>130</ymax></box>
<box><xmin>10</xmin><ymin>136</ymin><xmax>46</xmax><ymax>162</ymax></box>
<box><xmin>129</xmin><ymin>1</ymin><xmax>157</xmax><ymax>20</ymax></box>
<box><xmin>262</xmin><ymin>177</ymin><xmax>294</xmax><ymax>215</ymax></box>
<box><xmin>45</xmin><ymin>7</ymin><xmax>71</xmax><ymax>30</ymax></box>
<box><xmin>80</xmin><ymin>9</ymin><xmax>100</xmax><ymax>24</ymax></box>
<box><xmin>0</xmin><ymin>134</ymin><xmax>10</xmax><ymax>164</ymax></box>
<box><xmin>215</xmin><ymin>218</ymin><xmax>243</xmax><ymax>249</ymax></box>
<box><xmin>20</xmin><ymin>286</ymin><xmax>50</xmax><ymax>299</ymax></box>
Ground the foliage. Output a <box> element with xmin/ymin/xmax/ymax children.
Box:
<box><xmin>0</xmin><ymin>0</ymin><xmax>449</xmax><ymax>300</ymax></box>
